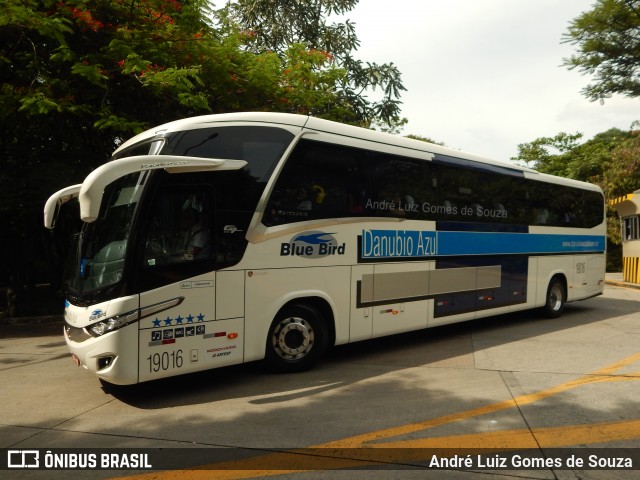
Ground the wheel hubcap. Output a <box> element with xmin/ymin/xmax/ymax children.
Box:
<box><xmin>273</xmin><ymin>317</ymin><xmax>314</xmax><ymax>360</ymax></box>
<box><xmin>549</xmin><ymin>284</ymin><xmax>563</xmax><ymax>311</ymax></box>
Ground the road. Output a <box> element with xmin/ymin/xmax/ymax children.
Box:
<box><xmin>1</xmin><ymin>283</ymin><xmax>639</xmax><ymax>479</ymax></box>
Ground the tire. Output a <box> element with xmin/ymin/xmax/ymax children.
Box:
<box><xmin>543</xmin><ymin>277</ymin><xmax>566</xmax><ymax>318</ymax></box>
<box><xmin>265</xmin><ymin>304</ymin><xmax>328</xmax><ymax>373</ymax></box>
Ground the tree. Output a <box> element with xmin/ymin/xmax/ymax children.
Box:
<box><xmin>512</xmin><ymin>128</ymin><xmax>636</xmax><ymax>187</ymax></box>
<box><xmin>602</xmin><ymin>124</ymin><xmax>640</xmax><ymax>249</ymax></box>
<box><xmin>0</xmin><ymin>0</ymin><xmax>347</xmax><ymax>299</ymax></box>
<box><xmin>511</xmin><ymin>132</ymin><xmax>584</xmax><ymax>175</ymax></box>
<box><xmin>223</xmin><ymin>0</ymin><xmax>407</xmax><ymax>130</ymax></box>
<box><xmin>602</xmin><ymin>122</ymin><xmax>640</xmax><ymax>197</ymax></box>
<box><xmin>1</xmin><ymin>0</ymin><xmax>350</xmax><ymax>185</ymax></box>
<box><xmin>563</xmin><ymin>0</ymin><xmax>640</xmax><ymax>101</ymax></box>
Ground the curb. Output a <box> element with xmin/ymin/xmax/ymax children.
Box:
<box><xmin>604</xmin><ymin>279</ymin><xmax>640</xmax><ymax>290</ymax></box>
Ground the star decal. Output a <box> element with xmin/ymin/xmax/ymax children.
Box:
<box><xmin>150</xmin><ymin>313</ymin><xmax>208</xmax><ymax>328</ymax></box>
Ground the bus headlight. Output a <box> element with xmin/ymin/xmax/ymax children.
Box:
<box><xmin>88</xmin><ymin>310</ymin><xmax>139</xmax><ymax>337</ymax></box>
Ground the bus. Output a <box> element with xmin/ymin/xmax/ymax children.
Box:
<box><xmin>44</xmin><ymin>112</ymin><xmax>606</xmax><ymax>385</ymax></box>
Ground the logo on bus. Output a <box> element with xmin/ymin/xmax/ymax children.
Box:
<box><xmin>89</xmin><ymin>309</ymin><xmax>107</xmax><ymax>321</ymax></box>
<box><xmin>360</xmin><ymin>229</ymin><xmax>438</xmax><ymax>260</ymax></box>
<box><xmin>280</xmin><ymin>231</ymin><xmax>346</xmax><ymax>259</ymax></box>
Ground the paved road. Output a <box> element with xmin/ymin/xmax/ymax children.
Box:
<box><xmin>1</xmin><ymin>284</ymin><xmax>639</xmax><ymax>479</ymax></box>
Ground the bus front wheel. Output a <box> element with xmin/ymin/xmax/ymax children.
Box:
<box><xmin>543</xmin><ymin>277</ymin><xmax>566</xmax><ymax>318</ymax></box>
<box><xmin>265</xmin><ymin>304</ymin><xmax>328</xmax><ymax>373</ymax></box>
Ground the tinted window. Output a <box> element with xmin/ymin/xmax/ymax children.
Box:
<box><xmin>428</xmin><ymin>164</ymin><xmax>517</xmax><ymax>224</ymax></box>
<box><xmin>369</xmin><ymin>153</ymin><xmax>435</xmax><ymax>218</ymax></box>
<box><xmin>113</xmin><ymin>138</ymin><xmax>164</xmax><ymax>159</ymax></box>
<box><xmin>264</xmin><ymin>140</ymin><xmax>371</xmax><ymax>226</ymax></box>
<box><xmin>67</xmin><ymin>172</ymin><xmax>147</xmax><ymax>296</ymax></box>
<box><xmin>161</xmin><ymin>126</ymin><xmax>293</xmax><ymax>183</ymax></box>
<box><xmin>136</xmin><ymin>171</ymin><xmax>255</xmax><ymax>292</ymax></box>
<box><xmin>264</xmin><ymin>139</ymin><xmax>603</xmax><ymax>229</ymax></box>
<box><xmin>525</xmin><ymin>180</ymin><xmax>603</xmax><ymax>228</ymax></box>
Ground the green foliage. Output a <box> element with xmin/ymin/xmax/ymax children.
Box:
<box><xmin>603</xmin><ymin>128</ymin><xmax>640</xmax><ymax>268</ymax></box>
<box><xmin>561</xmin><ymin>0</ymin><xmax>640</xmax><ymax>268</ymax></box>
<box><xmin>563</xmin><ymin>0</ymin><xmax>640</xmax><ymax>101</ymax></box>
<box><xmin>405</xmin><ymin>134</ymin><xmax>444</xmax><ymax>146</ymax></box>
<box><xmin>0</xmin><ymin>0</ymin><xmax>352</xmax><ymax>289</ymax></box>
<box><xmin>602</xmin><ymin>124</ymin><xmax>640</xmax><ymax>197</ymax></box>
<box><xmin>511</xmin><ymin>129</ymin><xmax>636</xmax><ymax>190</ymax></box>
<box><xmin>0</xmin><ymin>0</ymin><xmax>351</xmax><ymax>198</ymax></box>
<box><xmin>512</xmin><ymin>132</ymin><xmax>584</xmax><ymax>176</ymax></box>
<box><xmin>18</xmin><ymin>92</ymin><xmax>63</xmax><ymax>114</ymax></box>
<box><xmin>224</xmin><ymin>0</ymin><xmax>407</xmax><ymax>129</ymax></box>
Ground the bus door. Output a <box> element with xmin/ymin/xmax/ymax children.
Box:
<box><xmin>135</xmin><ymin>181</ymin><xmax>245</xmax><ymax>382</ymax></box>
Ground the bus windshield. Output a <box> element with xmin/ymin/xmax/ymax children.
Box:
<box><xmin>67</xmin><ymin>172</ymin><xmax>147</xmax><ymax>302</ymax></box>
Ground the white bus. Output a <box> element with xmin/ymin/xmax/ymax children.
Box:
<box><xmin>44</xmin><ymin>112</ymin><xmax>606</xmax><ymax>385</ymax></box>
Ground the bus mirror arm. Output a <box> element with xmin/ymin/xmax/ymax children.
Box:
<box><xmin>44</xmin><ymin>184</ymin><xmax>82</xmax><ymax>229</ymax></box>
<box><xmin>78</xmin><ymin>155</ymin><xmax>247</xmax><ymax>223</ymax></box>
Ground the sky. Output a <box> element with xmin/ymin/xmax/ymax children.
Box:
<box><xmin>342</xmin><ymin>0</ymin><xmax>639</xmax><ymax>163</ymax></box>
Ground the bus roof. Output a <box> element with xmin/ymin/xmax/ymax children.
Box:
<box><xmin>113</xmin><ymin>112</ymin><xmax>601</xmax><ymax>193</ymax></box>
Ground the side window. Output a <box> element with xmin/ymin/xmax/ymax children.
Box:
<box><xmin>528</xmin><ymin>182</ymin><xmax>555</xmax><ymax>226</ymax></box>
<box><xmin>623</xmin><ymin>216</ymin><xmax>639</xmax><ymax>240</ymax></box>
<box><xmin>264</xmin><ymin>140</ymin><xmax>371</xmax><ymax>226</ymax></box>
<box><xmin>575</xmin><ymin>189</ymin><xmax>605</xmax><ymax>228</ymax></box>
<box><xmin>162</xmin><ymin>126</ymin><xmax>293</xmax><ymax>183</ymax></box>
<box><xmin>142</xmin><ymin>188</ymin><xmax>213</xmax><ymax>267</ymax></box>
<box><xmin>428</xmin><ymin>163</ymin><xmax>512</xmax><ymax>224</ymax></box>
<box><xmin>370</xmin><ymin>153</ymin><xmax>434</xmax><ymax>218</ymax></box>
<box><xmin>527</xmin><ymin>182</ymin><xmax>604</xmax><ymax>228</ymax></box>
<box><xmin>137</xmin><ymin>184</ymin><xmax>215</xmax><ymax>291</ymax></box>
<box><xmin>434</xmin><ymin>164</ymin><xmax>480</xmax><ymax>221</ymax></box>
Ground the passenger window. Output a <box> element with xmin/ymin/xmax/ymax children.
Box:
<box><xmin>264</xmin><ymin>140</ymin><xmax>371</xmax><ymax>226</ymax></box>
<box><xmin>136</xmin><ymin>184</ymin><xmax>217</xmax><ymax>291</ymax></box>
<box><xmin>143</xmin><ymin>188</ymin><xmax>214</xmax><ymax>268</ymax></box>
<box><xmin>371</xmin><ymin>154</ymin><xmax>434</xmax><ymax>219</ymax></box>
<box><xmin>136</xmin><ymin>169</ymin><xmax>257</xmax><ymax>292</ymax></box>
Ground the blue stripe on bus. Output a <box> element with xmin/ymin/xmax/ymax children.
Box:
<box><xmin>437</xmin><ymin>231</ymin><xmax>604</xmax><ymax>256</ymax></box>
<box><xmin>358</xmin><ymin>229</ymin><xmax>605</xmax><ymax>260</ymax></box>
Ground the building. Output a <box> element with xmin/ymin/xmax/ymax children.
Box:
<box><xmin>610</xmin><ymin>189</ymin><xmax>640</xmax><ymax>284</ymax></box>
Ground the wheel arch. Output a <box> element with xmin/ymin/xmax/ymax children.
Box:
<box><xmin>275</xmin><ymin>294</ymin><xmax>336</xmax><ymax>348</ymax></box>
<box><xmin>546</xmin><ymin>271</ymin><xmax>568</xmax><ymax>302</ymax></box>
<box><xmin>542</xmin><ymin>272</ymin><xmax>568</xmax><ymax>318</ymax></box>
<box><xmin>262</xmin><ymin>294</ymin><xmax>336</xmax><ymax>372</ymax></box>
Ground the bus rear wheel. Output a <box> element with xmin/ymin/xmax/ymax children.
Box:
<box><xmin>543</xmin><ymin>277</ymin><xmax>566</xmax><ymax>318</ymax></box>
<box><xmin>265</xmin><ymin>304</ymin><xmax>328</xmax><ymax>373</ymax></box>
